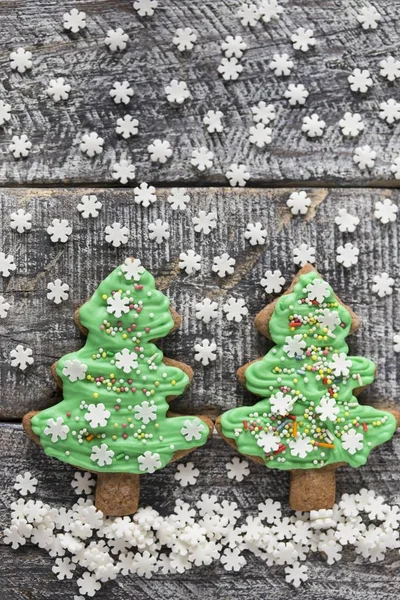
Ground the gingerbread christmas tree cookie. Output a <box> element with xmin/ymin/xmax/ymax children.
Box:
<box><xmin>216</xmin><ymin>264</ymin><xmax>400</xmax><ymax>511</ymax></box>
<box><xmin>23</xmin><ymin>259</ymin><xmax>213</xmax><ymax>516</ymax></box>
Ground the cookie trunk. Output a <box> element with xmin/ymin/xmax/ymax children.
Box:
<box><xmin>289</xmin><ymin>467</ymin><xmax>337</xmax><ymax>511</ymax></box>
<box><xmin>95</xmin><ymin>472</ymin><xmax>140</xmax><ymax>516</ymax></box>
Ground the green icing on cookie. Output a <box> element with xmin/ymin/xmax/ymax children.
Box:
<box><xmin>220</xmin><ymin>270</ymin><xmax>397</xmax><ymax>470</ymax></box>
<box><xmin>31</xmin><ymin>259</ymin><xmax>209</xmax><ymax>474</ymax></box>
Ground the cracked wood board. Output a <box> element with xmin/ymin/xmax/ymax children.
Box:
<box><xmin>1</xmin><ymin>424</ymin><xmax>400</xmax><ymax>599</ymax></box>
<box><xmin>0</xmin><ymin>187</ymin><xmax>399</xmax><ymax>419</ymax></box>
<box><xmin>0</xmin><ymin>0</ymin><xmax>399</xmax><ymax>186</ymax></box>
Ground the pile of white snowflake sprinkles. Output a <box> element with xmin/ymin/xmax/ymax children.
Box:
<box><xmin>5</xmin><ymin>463</ymin><xmax>400</xmax><ymax>596</ymax></box>
<box><xmin>1</xmin><ymin>1</ymin><xmax>400</xmax><ymax>182</ymax></box>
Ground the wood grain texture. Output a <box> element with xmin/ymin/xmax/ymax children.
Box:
<box><xmin>1</xmin><ymin>423</ymin><xmax>400</xmax><ymax>600</ymax></box>
<box><xmin>0</xmin><ymin>0</ymin><xmax>399</xmax><ymax>186</ymax></box>
<box><xmin>0</xmin><ymin>187</ymin><xmax>399</xmax><ymax>419</ymax></box>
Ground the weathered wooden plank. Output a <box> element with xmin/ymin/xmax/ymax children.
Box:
<box><xmin>0</xmin><ymin>0</ymin><xmax>399</xmax><ymax>186</ymax></box>
<box><xmin>1</xmin><ymin>424</ymin><xmax>400</xmax><ymax>599</ymax></box>
<box><xmin>0</xmin><ymin>187</ymin><xmax>399</xmax><ymax>419</ymax></box>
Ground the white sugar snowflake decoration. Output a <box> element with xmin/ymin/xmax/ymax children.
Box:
<box><xmin>111</xmin><ymin>159</ymin><xmax>136</xmax><ymax>184</ymax></box>
<box><xmin>356</xmin><ymin>5</ymin><xmax>381</xmax><ymax>29</ymax></box>
<box><xmin>293</xmin><ymin>244</ymin><xmax>315</xmax><ymax>266</ymax></box>
<box><xmin>302</xmin><ymin>114</ymin><xmax>326</xmax><ymax>138</ymax></box>
<box><xmin>329</xmin><ymin>352</ymin><xmax>352</xmax><ymax>376</ymax></box>
<box><xmin>47</xmin><ymin>279</ymin><xmax>69</xmax><ymax>304</ymax></box>
<box><xmin>259</xmin><ymin>0</ymin><xmax>284</xmax><ymax>23</ymax></box>
<box><xmin>110</xmin><ymin>81</ymin><xmax>133</xmax><ymax>104</ymax></box>
<box><xmin>225</xmin><ymin>457</ymin><xmax>250</xmax><ymax>481</ymax></box>
<box><xmin>380</xmin><ymin>56</ymin><xmax>400</xmax><ymax>82</ymax></box>
<box><xmin>260</xmin><ymin>269</ymin><xmax>285</xmax><ymax>293</ymax></box>
<box><xmin>353</xmin><ymin>145</ymin><xmax>376</xmax><ymax>170</ymax></box>
<box><xmin>63</xmin><ymin>8</ymin><xmax>86</xmax><ymax>32</ymax></box>
<box><xmin>46</xmin><ymin>78</ymin><xmax>71</xmax><ymax>102</ymax></box>
<box><xmin>173</xmin><ymin>27</ymin><xmax>197</xmax><ymax>51</ymax></box>
<box><xmin>107</xmin><ymin>292</ymin><xmax>130</xmax><ymax>317</ymax></box>
<box><xmin>212</xmin><ymin>253</ymin><xmax>235</xmax><ymax>277</ymax></box>
<box><xmin>372</xmin><ymin>272</ymin><xmax>394</xmax><ymax>297</ymax></box>
<box><xmin>167</xmin><ymin>188</ymin><xmax>190</xmax><ymax>210</ymax></box>
<box><xmin>165</xmin><ymin>80</ymin><xmax>190</xmax><ymax>105</ymax></box>
<box><xmin>195</xmin><ymin>298</ymin><xmax>218</xmax><ymax>323</ymax></box>
<box><xmin>0</xmin><ymin>296</ymin><xmax>11</xmax><ymax>319</ymax></box>
<box><xmin>62</xmin><ymin>359</ymin><xmax>87</xmax><ymax>382</ymax></box>
<box><xmin>257</xmin><ymin>430</ymin><xmax>280</xmax><ymax>453</ymax></box>
<box><xmin>148</xmin><ymin>139</ymin><xmax>173</xmax><ymax>163</ymax></box>
<box><xmin>287</xmin><ymin>191</ymin><xmax>311</xmax><ymax>215</ymax></box>
<box><xmin>115</xmin><ymin>348</ymin><xmax>139</xmax><ymax>373</ymax></box>
<box><xmin>335</xmin><ymin>208</ymin><xmax>360</xmax><ymax>232</ymax></box>
<box><xmin>336</xmin><ymin>243</ymin><xmax>359</xmax><ymax>268</ymax></box>
<box><xmin>285</xmin><ymin>562</ymin><xmax>308</xmax><ymax>588</ymax></box>
<box><xmin>291</xmin><ymin>28</ymin><xmax>315</xmax><ymax>52</ymax></box>
<box><xmin>10</xmin><ymin>209</ymin><xmax>32</xmax><ymax>233</ymax></box>
<box><xmin>116</xmin><ymin>115</ymin><xmax>139</xmax><ymax>139</ymax></box>
<box><xmin>218</xmin><ymin>57</ymin><xmax>243</xmax><ymax>81</ymax></box>
<box><xmin>237</xmin><ymin>2</ymin><xmax>261</xmax><ymax>26</ymax></box>
<box><xmin>179</xmin><ymin>250</ymin><xmax>201</xmax><ymax>275</ymax></box>
<box><xmin>223</xmin><ymin>298</ymin><xmax>248</xmax><ymax>322</ymax></box>
<box><xmin>315</xmin><ymin>397</ymin><xmax>340</xmax><ymax>422</ymax></box>
<box><xmin>77</xmin><ymin>194</ymin><xmax>102</xmax><ymax>218</ymax></box>
<box><xmin>289</xmin><ymin>435</ymin><xmax>313</xmax><ymax>458</ymax></box>
<box><xmin>341</xmin><ymin>429</ymin><xmax>363</xmax><ymax>454</ymax></box>
<box><xmin>0</xmin><ymin>253</ymin><xmax>16</xmax><ymax>277</ymax></box>
<box><xmin>379</xmin><ymin>99</ymin><xmax>400</xmax><ymax>125</ymax></box>
<box><xmin>283</xmin><ymin>333</ymin><xmax>306</xmax><ymax>358</ymax></box>
<box><xmin>203</xmin><ymin>110</ymin><xmax>224</xmax><ymax>133</ymax></box>
<box><xmin>194</xmin><ymin>339</ymin><xmax>217</xmax><ymax>366</ymax></box>
<box><xmin>244</xmin><ymin>222</ymin><xmax>267</xmax><ymax>245</ymax></box>
<box><xmin>193</xmin><ymin>211</ymin><xmax>217</xmax><ymax>234</ymax></box>
<box><xmin>269</xmin><ymin>53</ymin><xmax>293</xmax><ymax>76</ymax></box>
<box><xmin>284</xmin><ymin>83</ymin><xmax>309</xmax><ymax>106</ymax></box>
<box><xmin>148</xmin><ymin>220</ymin><xmax>170</xmax><ymax>243</ymax></box>
<box><xmin>269</xmin><ymin>391</ymin><xmax>295</xmax><ymax>416</ymax></box>
<box><xmin>104</xmin><ymin>222</ymin><xmax>129</xmax><ymax>247</ymax></box>
<box><xmin>121</xmin><ymin>257</ymin><xmax>145</xmax><ymax>281</ymax></box>
<box><xmin>138</xmin><ymin>451</ymin><xmax>161</xmax><ymax>473</ymax></box>
<box><xmin>10</xmin><ymin>48</ymin><xmax>32</xmax><ymax>73</ymax></box>
<box><xmin>226</xmin><ymin>164</ymin><xmax>250</xmax><ymax>187</ymax></box>
<box><xmin>174</xmin><ymin>462</ymin><xmax>200</xmax><ymax>487</ymax></box>
<box><xmin>47</xmin><ymin>219</ymin><xmax>72</xmax><ymax>243</ymax></box>
<box><xmin>14</xmin><ymin>472</ymin><xmax>38</xmax><ymax>496</ymax></box>
<box><xmin>181</xmin><ymin>419</ymin><xmax>205</xmax><ymax>442</ymax></box>
<box><xmin>90</xmin><ymin>444</ymin><xmax>114</xmax><ymax>467</ymax></box>
<box><xmin>339</xmin><ymin>112</ymin><xmax>364</xmax><ymax>137</ymax></box>
<box><xmin>391</xmin><ymin>156</ymin><xmax>400</xmax><ymax>180</ymax></box>
<box><xmin>191</xmin><ymin>147</ymin><xmax>214</xmax><ymax>171</ymax></box>
<box><xmin>84</xmin><ymin>403</ymin><xmax>111</xmax><ymax>428</ymax></box>
<box><xmin>306</xmin><ymin>278</ymin><xmax>331</xmax><ymax>302</ymax></box>
<box><xmin>44</xmin><ymin>416</ymin><xmax>69</xmax><ymax>442</ymax></box>
<box><xmin>133</xmin><ymin>0</ymin><xmax>158</xmax><ymax>17</ymax></box>
<box><xmin>249</xmin><ymin>123</ymin><xmax>272</xmax><ymax>148</ymax></box>
<box><xmin>251</xmin><ymin>101</ymin><xmax>276</xmax><ymax>124</ymax></box>
<box><xmin>80</xmin><ymin>132</ymin><xmax>104</xmax><ymax>157</ymax></box>
<box><xmin>105</xmin><ymin>28</ymin><xmax>129</xmax><ymax>52</ymax></box>
<box><xmin>348</xmin><ymin>68</ymin><xmax>372</xmax><ymax>93</ymax></box>
<box><xmin>374</xmin><ymin>198</ymin><xmax>398</xmax><ymax>223</ymax></box>
<box><xmin>221</xmin><ymin>35</ymin><xmax>247</xmax><ymax>59</ymax></box>
<box><xmin>134</xmin><ymin>182</ymin><xmax>157</xmax><ymax>207</ymax></box>
<box><xmin>0</xmin><ymin>100</ymin><xmax>11</xmax><ymax>125</ymax></box>
<box><xmin>9</xmin><ymin>135</ymin><xmax>32</xmax><ymax>158</ymax></box>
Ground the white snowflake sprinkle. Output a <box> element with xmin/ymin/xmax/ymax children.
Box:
<box><xmin>116</xmin><ymin>115</ymin><xmax>139</xmax><ymax>139</ymax></box>
<box><xmin>90</xmin><ymin>444</ymin><xmax>114</xmax><ymax>467</ymax></box>
<box><xmin>63</xmin><ymin>8</ymin><xmax>86</xmax><ymax>32</ymax></box>
<box><xmin>287</xmin><ymin>190</ymin><xmax>311</xmax><ymax>215</ymax></box>
<box><xmin>0</xmin><ymin>100</ymin><xmax>12</xmax><ymax>126</ymax></box>
<box><xmin>237</xmin><ymin>3</ymin><xmax>261</xmax><ymax>26</ymax></box>
<box><xmin>133</xmin><ymin>0</ymin><xmax>158</xmax><ymax>17</ymax></box>
<box><xmin>379</xmin><ymin>99</ymin><xmax>400</xmax><ymax>125</ymax></box>
<box><xmin>62</xmin><ymin>359</ymin><xmax>87</xmax><ymax>382</ymax></box>
<box><xmin>357</xmin><ymin>5</ymin><xmax>381</xmax><ymax>29</ymax></box>
<box><xmin>104</xmin><ymin>222</ymin><xmax>129</xmax><ymax>247</ymax></box>
<box><xmin>46</xmin><ymin>78</ymin><xmax>71</xmax><ymax>102</ymax></box>
<box><xmin>110</xmin><ymin>81</ymin><xmax>133</xmax><ymax>105</ymax></box>
<box><xmin>173</xmin><ymin>27</ymin><xmax>197</xmax><ymax>51</ymax></box>
<box><xmin>283</xmin><ymin>334</ymin><xmax>306</xmax><ymax>358</ymax></box>
<box><xmin>10</xmin><ymin>209</ymin><xmax>32</xmax><ymax>233</ymax></box>
<box><xmin>14</xmin><ymin>472</ymin><xmax>38</xmax><ymax>496</ymax></box>
<box><xmin>134</xmin><ymin>182</ymin><xmax>157</xmax><ymax>207</ymax></box>
<box><xmin>167</xmin><ymin>188</ymin><xmax>190</xmax><ymax>210</ymax></box>
<box><xmin>348</xmin><ymin>68</ymin><xmax>372</xmax><ymax>93</ymax></box>
<box><xmin>251</xmin><ymin>101</ymin><xmax>276</xmax><ymax>124</ymax></box>
<box><xmin>218</xmin><ymin>57</ymin><xmax>243</xmax><ymax>81</ymax></box>
<box><xmin>353</xmin><ymin>145</ymin><xmax>376</xmax><ymax>170</ymax></box>
<box><xmin>181</xmin><ymin>419</ymin><xmax>205</xmax><ymax>442</ymax></box>
<box><xmin>260</xmin><ymin>269</ymin><xmax>285</xmax><ymax>293</ymax></box>
<box><xmin>374</xmin><ymin>198</ymin><xmax>398</xmax><ymax>223</ymax></box>
<box><xmin>195</xmin><ymin>298</ymin><xmax>218</xmax><ymax>323</ymax></box>
<box><xmin>192</xmin><ymin>211</ymin><xmax>217</xmax><ymax>234</ymax></box>
<box><xmin>77</xmin><ymin>195</ymin><xmax>102</xmax><ymax>218</ymax></box>
<box><xmin>111</xmin><ymin>159</ymin><xmax>136</xmax><ymax>184</ymax></box>
<box><xmin>105</xmin><ymin>28</ymin><xmax>129</xmax><ymax>52</ymax></box>
<box><xmin>0</xmin><ymin>253</ymin><xmax>16</xmax><ymax>277</ymax></box>
<box><xmin>80</xmin><ymin>132</ymin><xmax>104</xmax><ymax>157</ymax></box>
<box><xmin>284</xmin><ymin>83</ymin><xmax>309</xmax><ymax>106</ymax></box>
<box><xmin>138</xmin><ymin>451</ymin><xmax>161</xmax><ymax>473</ymax></box>
<box><xmin>223</xmin><ymin>298</ymin><xmax>248</xmax><ymax>322</ymax></box>
<box><xmin>165</xmin><ymin>80</ymin><xmax>190</xmax><ymax>105</ymax></box>
<box><xmin>221</xmin><ymin>548</ymin><xmax>246</xmax><ymax>571</ymax></box>
<box><xmin>0</xmin><ymin>296</ymin><xmax>11</xmax><ymax>318</ymax></box>
<box><xmin>225</xmin><ymin>163</ymin><xmax>250</xmax><ymax>187</ymax></box>
<box><xmin>315</xmin><ymin>397</ymin><xmax>340</xmax><ymax>422</ymax></box>
<box><xmin>47</xmin><ymin>219</ymin><xmax>72</xmax><ymax>243</ymax></box>
<box><xmin>336</xmin><ymin>243</ymin><xmax>360</xmax><ymax>268</ymax></box>
<box><xmin>335</xmin><ymin>208</ymin><xmax>359</xmax><ymax>232</ymax></box>
<box><xmin>174</xmin><ymin>463</ymin><xmax>200</xmax><ymax>487</ymax></box>
<box><xmin>225</xmin><ymin>457</ymin><xmax>249</xmax><ymax>481</ymax></box>
<box><xmin>329</xmin><ymin>352</ymin><xmax>352</xmax><ymax>376</ymax></box>
<box><xmin>291</xmin><ymin>28</ymin><xmax>315</xmax><ymax>52</ymax></box>
<box><xmin>293</xmin><ymin>243</ymin><xmax>315</xmax><ymax>266</ymax></box>
<box><xmin>44</xmin><ymin>416</ymin><xmax>69</xmax><ymax>442</ymax></box>
<box><xmin>259</xmin><ymin>0</ymin><xmax>284</xmax><ymax>23</ymax></box>
<box><xmin>372</xmin><ymin>272</ymin><xmax>394</xmax><ymax>297</ymax></box>
<box><xmin>380</xmin><ymin>56</ymin><xmax>400</xmax><ymax>82</ymax></box>
<box><xmin>269</xmin><ymin>53</ymin><xmax>293</xmax><ymax>76</ymax></box>
<box><xmin>194</xmin><ymin>339</ymin><xmax>217</xmax><ymax>366</ymax></box>
<box><xmin>302</xmin><ymin>113</ymin><xmax>326</xmax><ymax>138</ymax></box>
<box><xmin>339</xmin><ymin>112</ymin><xmax>364</xmax><ymax>137</ymax></box>
<box><xmin>179</xmin><ymin>250</ymin><xmax>201</xmax><ymax>275</ymax></box>
<box><xmin>148</xmin><ymin>139</ymin><xmax>173</xmax><ymax>163</ymax></box>
<box><xmin>84</xmin><ymin>403</ymin><xmax>111</xmax><ymax>428</ymax></box>
<box><xmin>9</xmin><ymin>135</ymin><xmax>32</xmax><ymax>158</ymax></box>
<box><xmin>47</xmin><ymin>279</ymin><xmax>70</xmax><ymax>304</ymax></box>
<box><xmin>191</xmin><ymin>147</ymin><xmax>214</xmax><ymax>172</ymax></box>
<box><xmin>244</xmin><ymin>222</ymin><xmax>267</xmax><ymax>245</ymax></box>
<box><xmin>121</xmin><ymin>258</ymin><xmax>144</xmax><ymax>281</ymax></box>
<box><xmin>221</xmin><ymin>35</ymin><xmax>247</xmax><ymax>59</ymax></box>
<box><xmin>341</xmin><ymin>429</ymin><xmax>363</xmax><ymax>454</ymax></box>
<box><xmin>249</xmin><ymin>123</ymin><xmax>272</xmax><ymax>147</ymax></box>
<box><xmin>148</xmin><ymin>220</ymin><xmax>170</xmax><ymax>244</ymax></box>
<box><xmin>212</xmin><ymin>253</ymin><xmax>235</xmax><ymax>277</ymax></box>
<box><xmin>285</xmin><ymin>562</ymin><xmax>308</xmax><ymax>588</ymax></box>
<box><xmin>203</xmin><ymin>110</ymin><xmax>224</xmax><ymax>133</ymax></box>
<box><xmin>306</xmin><ymin>278</ymin><xmax>330</xmax><ymax>303</ymax></box>
<box><xmin>10</xmin><ymin>48</ymin><xmax>32</xmax><ymax>73</ymax></box>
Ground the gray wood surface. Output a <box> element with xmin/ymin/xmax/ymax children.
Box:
<box><xmin>0</xmin><ymin>187</ymin><xmax>399</xmax><ymax>420</ymax></box>
<box><xmin>1</xmin><ymin>423</ymin><xmax>400</xmax><ymax>600</ymax></box>
<box><xmin>0</xmin><ymin>0</ymin><xmax>399</xmax><ymax>186</ymax></box>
